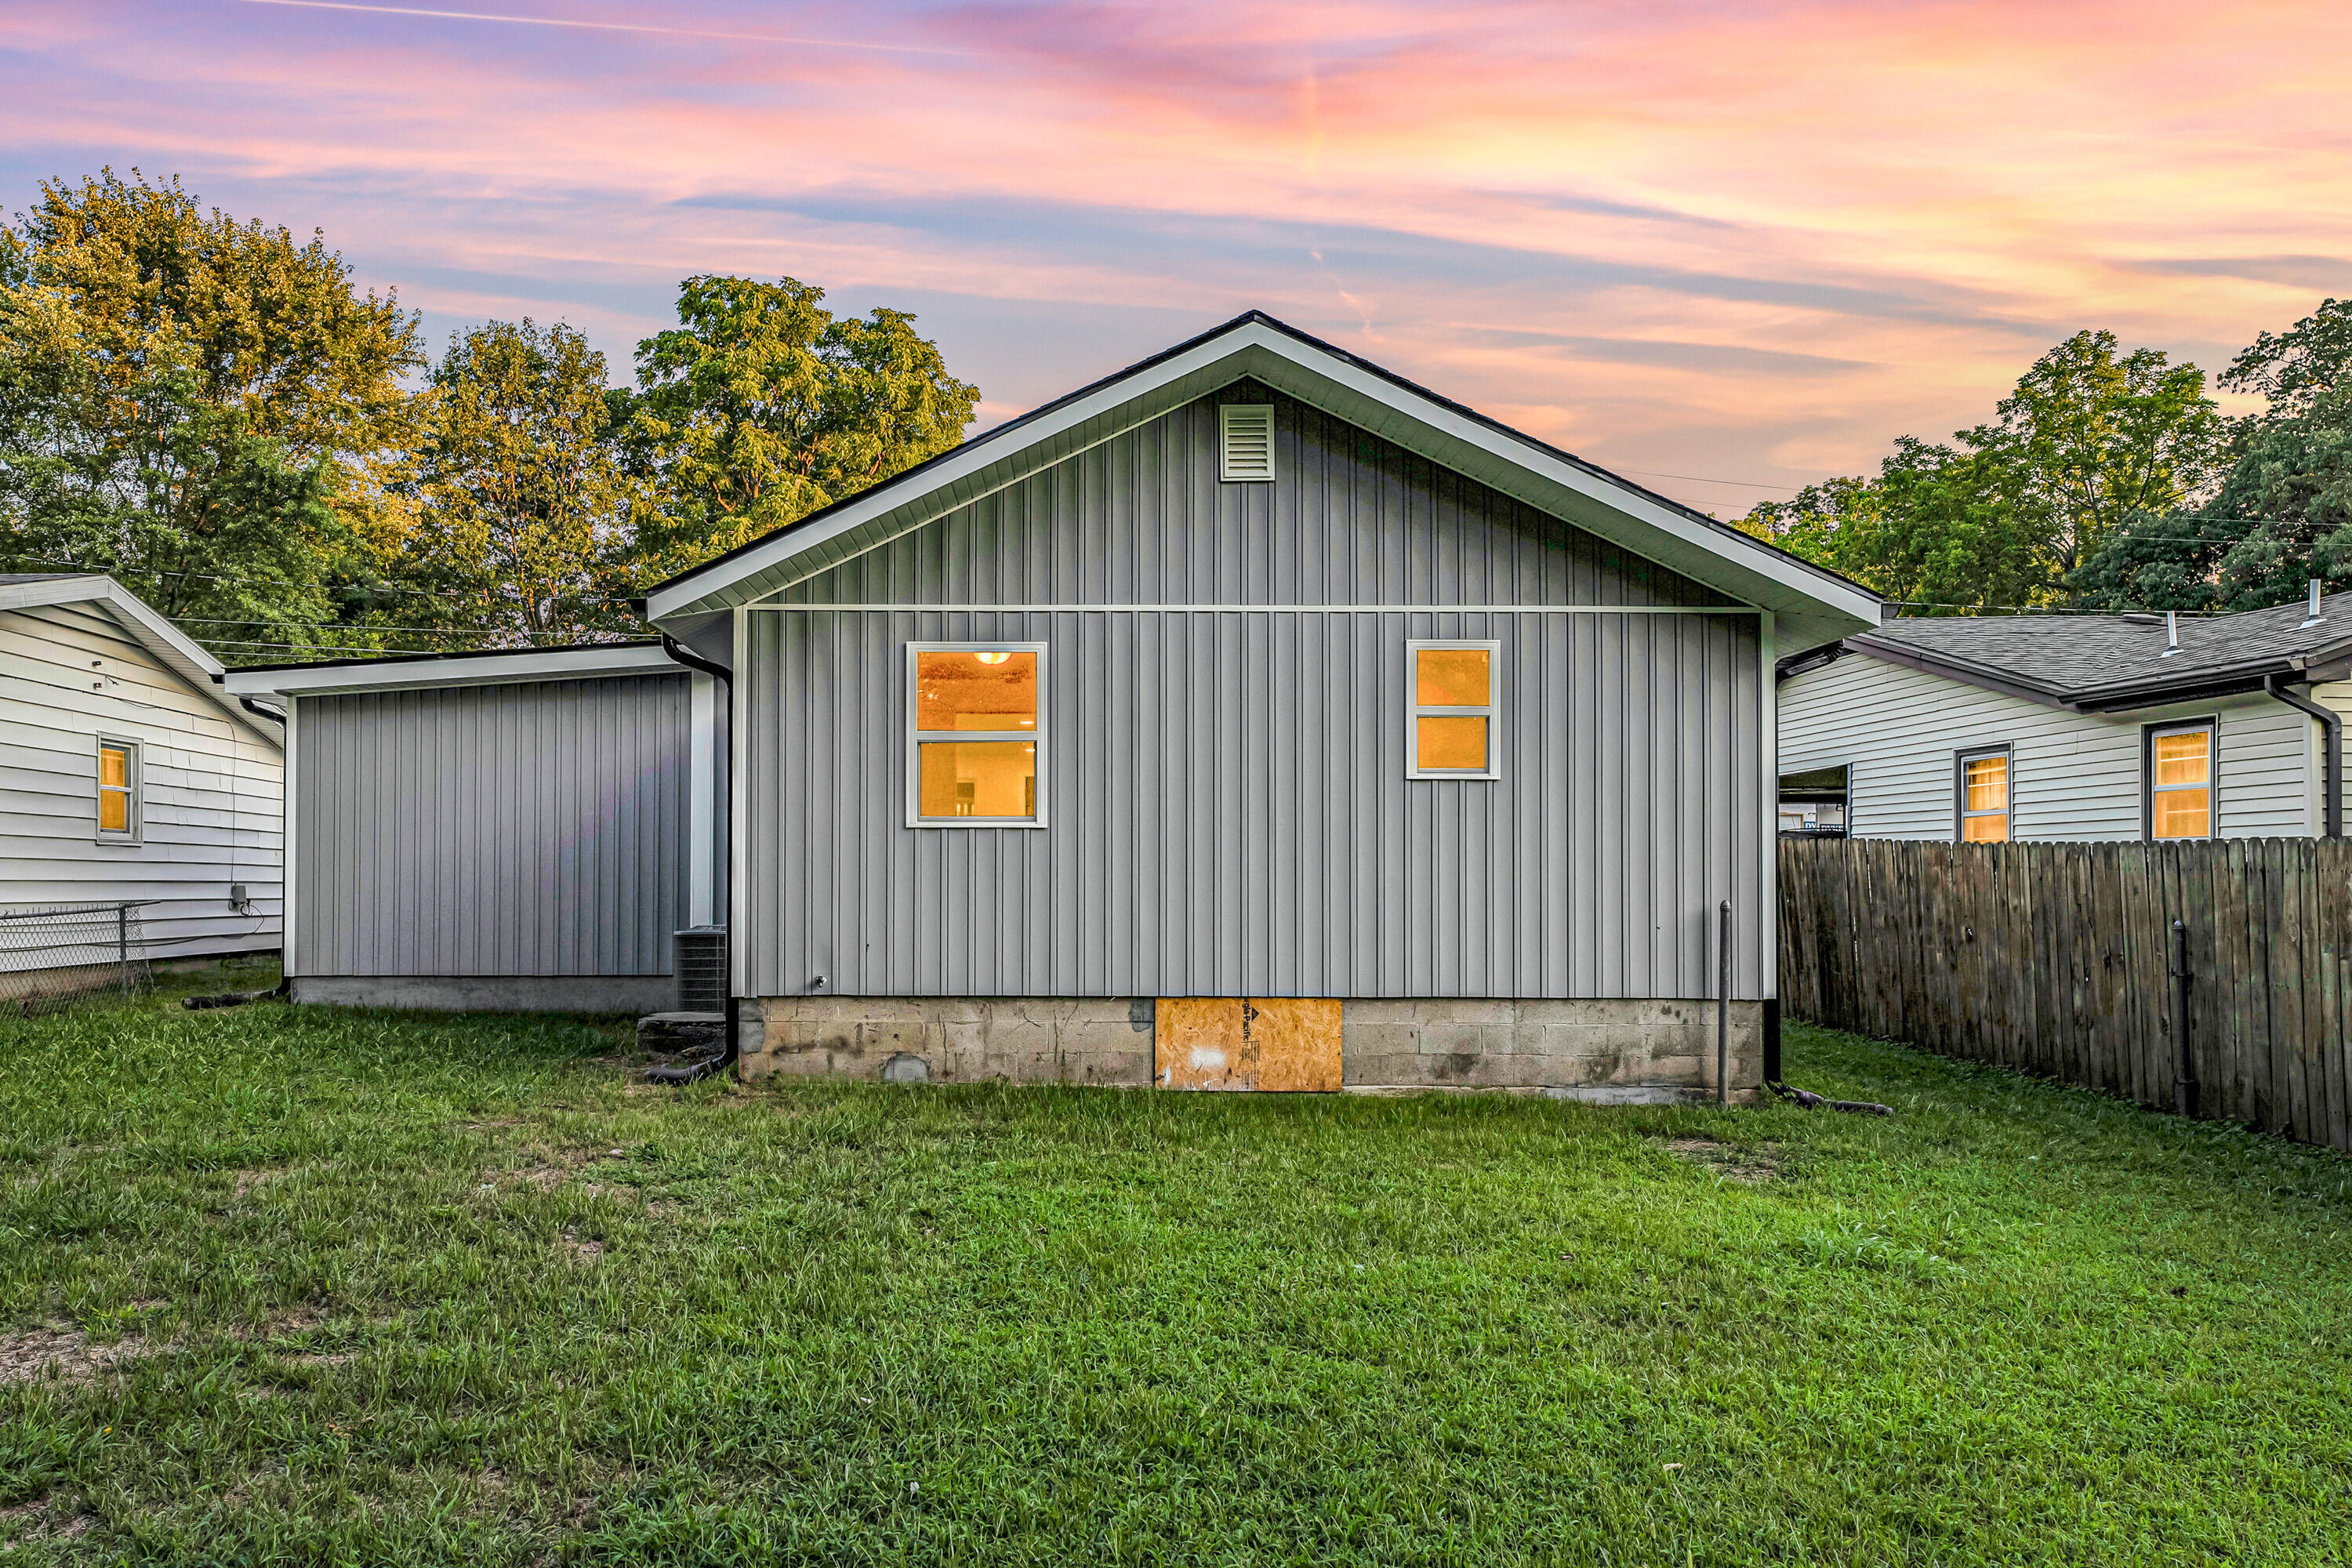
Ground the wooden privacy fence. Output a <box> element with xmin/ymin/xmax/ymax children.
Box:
<box><xmin>1777</xmin><ymin>837</ymin><xmax>2352</xmax><ymax>1152</ymax></box>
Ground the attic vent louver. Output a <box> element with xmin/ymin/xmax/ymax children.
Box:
<box><xmin>1219</xmin><ymin>403</ymin><xmax>1274</xmax><ymax>483</ymax></box>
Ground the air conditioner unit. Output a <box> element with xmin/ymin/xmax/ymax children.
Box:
<box><xmin>673</xmin><ymin>925</ymin><xmax>728</xmax><ymax>1014</ymax></box>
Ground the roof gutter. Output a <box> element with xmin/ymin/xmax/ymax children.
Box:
<box><xmin>2265</xmin><ymin>672</ymin><xmax>2342</xmax><ymax>838</ymax></box>
<box><xmin>1773</xmin><ymin>640</ymin><xmax>1850</xmax><ymax>683</ymax></box>
<box><xmin>238</xmin><ymin>696</ymin><xmax>287</xmax><ymax>725</ymax></box>
<box><xmin>646</xmin><ymin>633</ymin><xmax>738</xmax><ymax>1084</ymax></box>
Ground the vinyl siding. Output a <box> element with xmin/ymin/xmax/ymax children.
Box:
<box><xmin>740</xmin><ymin>387</ymin><xmax>1769</xmax><ymax>1001</ymax></box>
<box><xmin>0</xmin><ymin>603</ymin><xmax>283</xmax><ymax>960</ymax></box>
<box><xmin>292</xmin><ymin>676</ymin><xmax>692</xmax><ymax>977</ymax></box>
<box><xmin>1779</xmin><ymin>650</ymin><xmax>2315</xmax><ymax>840</ymax></box>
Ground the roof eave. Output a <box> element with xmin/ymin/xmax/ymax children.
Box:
<box><xmin>219</xmin><ymin>642</ymin><xmax>681</xmax><ymax>699</ymax></box>
<box><xmin>0</xmin><ymin>575</ymin><xmax>281</xmax><ymax>745</ymax></box>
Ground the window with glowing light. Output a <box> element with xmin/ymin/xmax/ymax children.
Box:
<box><xmin>1405</xmin><ymin>640</ymin><xmax>1502</xmax><ymax>780</ymax></box>
<box><xmin>96</xmin><ymin>738</ymin><xmax>140</xmax><ymax>841</ymax></box>
<box><xmin>1955</xmin><ymin>747</ymin><xmax>2010</xmax><ymax>842</ymax></box>
<box><xmin>906</xmin><ymin>643</ymin><xmax>1045</xmax><ymax>826</ymax></box>
<box><xmin>2147</xmin><ymin>721</ymin><xmax>2214</xmax><ymax>840</ymax></box>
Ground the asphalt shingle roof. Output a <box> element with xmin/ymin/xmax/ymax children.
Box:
<box><xmin>1845</xmin><ymin>592</ymin><xmax>2352</xmax><ymax>708</ymax></box>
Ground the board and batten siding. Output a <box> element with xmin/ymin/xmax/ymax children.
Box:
<box><xmin>0</xmin><ymin>602</ymin><xmax>282</xmax><ymax>959</ymax></box>
<box><xmin>1779</xmin><ymin>650</ymin><xmax>2316</xmax><ymax>840</ymax></box>
<box><xmin>292</xmin><ymin>675</ymin><xmax>692</xmax><ymax>978</ymax></box>
<box><xmin>741</xmin><ymin>387</ymin><xmax>1769</xmax><ymax>1002</ymax></box>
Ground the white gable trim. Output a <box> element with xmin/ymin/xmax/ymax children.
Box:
<box><xmin>642</xmin><ymin>317</ymin><xmax>1879</xmax><ymax>645</ymax></box>
<box><xmin>0</xmin><ymin>575</ymin><xmax>282</xmax><ymax>746</ymax></box>
<box><xmin>221</xmin><ymin>643</ymin><xmax>681</xmax><ymax>699</ymax></box>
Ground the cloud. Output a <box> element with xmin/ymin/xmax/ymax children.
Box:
<box><xmin>2122</xmin><ymin>256</ymin><xmax>2352</xmax><ymax>292</ymax></box>
<box><xmin>3</xmin><ymin>0</ymin><xmax>2349</xmax><ymax>506</ymax></box>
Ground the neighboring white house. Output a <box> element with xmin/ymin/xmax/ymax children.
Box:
<box><xmin>1778</xmin><ymin>587</ymin><xmax>2352</xmax><ymax>842</ymax></box>
<box><xmin>1</xmin><ymin>574</ymin><xmax>285</xmax><ymax>969</ymax></box>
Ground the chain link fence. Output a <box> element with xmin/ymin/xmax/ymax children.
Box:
<box><xmin>0</xmin><ymin>901</ymin><xmax>158</xmax><ymax>1016</ymax></box>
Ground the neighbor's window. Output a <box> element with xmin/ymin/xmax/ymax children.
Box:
<box><xmin>2148</xmin><ymin>722</ymin><xmax>2214</xmax><ymax>840</ymax></box>
<box><xmin>907</xmin><ymin>644</ymin><xmax>1044</xmax><ymax>826</ymax></box>
<box><xmin>96</xmin><ymin>739</ymin><xmax>140</xmax><ymax>840</ymax></box>
<box><xmin>1406</xmin><ymin>640</ymin><xmax>1501</xmax><ymax>779</ymax></box>
<box><xmin>1957</xmin><ymin>748</ymin><xmax>2009</xmax><ymax>842</ymax></box>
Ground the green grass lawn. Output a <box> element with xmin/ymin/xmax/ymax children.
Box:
<box><xmin>3</xmin><ymin>973</ymin><xmax>2350</xmax><ymax>1566</ymax></box>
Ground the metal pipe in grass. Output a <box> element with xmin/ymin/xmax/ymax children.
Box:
<box><xmin>1717</xmin><ymin>898</ymin><xmax>1731</xmax><ymax>1106</ymax></box>
<box><xmin>649</xmin><ymin>633</ymin><xmax>737</xmax><ymax>1087</ymax></box>
<box><xmin>2171</xmin><ymin>917</ymin><xmax>2197</xmax><ymax>1119</ymax></box>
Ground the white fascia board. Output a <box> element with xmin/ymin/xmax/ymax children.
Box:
<box><xmin>0</xmin><ymin>574</ymin><xmax>282</xmax><ymax>746</ymax></box>
<box><xmin>642</xmin><ymin>318</ymin><xmax>1881</xmax><ymax>639</ymax></box>
<box><xmin>221</xmin><ymin>644</ymin><xmax>681</xmax><ymax>699</ymax></box>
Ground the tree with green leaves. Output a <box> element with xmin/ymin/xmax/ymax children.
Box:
<box><xmin>1743</xmin><ymin>331</ymin><xmax>2220</xmax><ymax>612</ymax></box>
<box><xmin>0</xmin><ymin>170</ymin><xmax>425</xmax><ymax>647</ymax></box>
<box><xmin>618</xmin><ymin>275</ymin><xmax>979</xmax><ymax>575</ymax></box>
<box><xmin>395</xmin><ymin>319</ymin><xmax>640</xmax><ymax>645</ymax></box>
<box><xmin>2074</xmin><ymin>299</ymin><xmax>2352</xmax><ymax>612</ymax></box>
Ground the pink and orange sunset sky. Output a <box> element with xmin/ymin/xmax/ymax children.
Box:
<box><xmin>5</xmin><ymin>0</ymin><xmax>2350</xmax><ymax>515</ymax></box>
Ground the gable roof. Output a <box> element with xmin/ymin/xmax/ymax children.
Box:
<box><xmin>1819</xmin><ymin>593</ymin><xmax>2352</xmax><ymax>712</ymax></box>
<box><xmin>642</xmin><ymin>310</ymin><xmax>1881</xmax><ymax>648</ymax></box>
<box><xmin>0</xmin><ymin>574</ymin><xmax>284</xmax><ymax>745</ymax></box>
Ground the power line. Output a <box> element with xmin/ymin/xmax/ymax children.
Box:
<box><xmin>166</xmin><ymin>613</ymin><xmax>523</xmax><ymax>635</ymax></box>
<box><xmin>201</xmin><ymin>637</ymin><xmax>502</xmax><ymax>653</ymax></box>
<box><xmin>13</xmin><ymin>556</ymin><xmax>641</xmax><ymax>604</ymax></box>
<box><xmin>1882</xmin><ymin>599</ymin><xmax>2237</xmax><ymax>617</ymax></box>
<box><xmin>1621</xmin><ymin>467</ymin><xmax>1802</xmax><ymax>492</ymax></box>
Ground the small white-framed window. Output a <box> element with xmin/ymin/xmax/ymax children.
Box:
<box><xmin>96</xmin><ymin>737</ymin><xmax>141</xmax><ymax>842</ymax></box>
<box><xmin>1406</xmin><ymin>640</ymin><xmax>1501</xmax><ymax>780</ymax></box>
<box><xmin>906</xmin><ymin>642</ymin><xmax>1047</xmax><ymax>828</ymax></box>
<box><xmin>1955</xmin><ymin>746</ymin><xmax>2010</xmax><ymax>842</ymax></box>
<box><xmin>2147</xmin><ymin>721</ymin><xmax>2215</xmax><ymax>840</ymax></box>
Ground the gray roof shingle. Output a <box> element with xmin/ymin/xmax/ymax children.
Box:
<box><xmin>1839</xmin><ymin>592</ymin><xmax>2352</xmax><ymax>709</ymax></box>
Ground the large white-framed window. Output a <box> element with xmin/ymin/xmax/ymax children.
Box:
<box><xmin>1406</xmin><ymin>639</ymin><xmax>1502</xmax><ymax>780</ymax></box>
<box><xmin>96</xmin><ymin>736</ymin><xmax>141</xmax><ymax>843</ymax></box>
<box><xmin>906</xmin><ymin>642</ymin><xmax>1047</xmax><ymax>828</ymax></box>
<box><xmin>2146</xmin><ymin>720</ymin><xmax>2216</xmax><ymax>840</ymax></box>
<box><xmin>1955</xmin><ymin>746</ymin><xmax>2011</xmax><ymax>842</ymax></box>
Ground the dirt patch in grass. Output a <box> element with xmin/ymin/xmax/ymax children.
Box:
<box><xmin>231</xmin><ymin>1165</ymin><xmax>289</xmax><ymax>1199</ymax></box>
<box><xmin>493</xmin><ymin>1144</ymin><xmax>633</xmax><ymax>1192</ymax></box>
<box><xmin>0</xmin><ymin>1498</ymin><xmax>96</xmax><ymax>1543</ymax></box>
<box><xmin>1658</xmin><ymin>1135</ymin><xmax>1784</xmax><ymax>1184</ymax></box>
<box><xmin>561</xmin><ymin>1228</ymin><xmax>606</xmax><ymax>1261</ymax></box>
<box><xmin>0</xmin><ymin>1325</ymin><xmax>159</xmax><ymax>1386</ymax></box>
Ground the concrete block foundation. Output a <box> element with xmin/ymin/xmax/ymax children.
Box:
<box><xmin>738</xmin><ymin>996</ymin><xmax>1762</xmax><ymax>1099</ymax></box>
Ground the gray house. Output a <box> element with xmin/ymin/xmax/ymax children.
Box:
<box><xmin>1777</xmin><ymin>590</ymin><xmax>2352</xmax><ymax>842</ymax></box>
<box><xmin>633</xmin><ymin>312</ymin><xmax>1878</xmax><ymax>1094</ymax></box>
<box><xmin>226</xmin><ymin>313</ymin><xmax>1877</xmax><ymax>1096</ymax></box>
